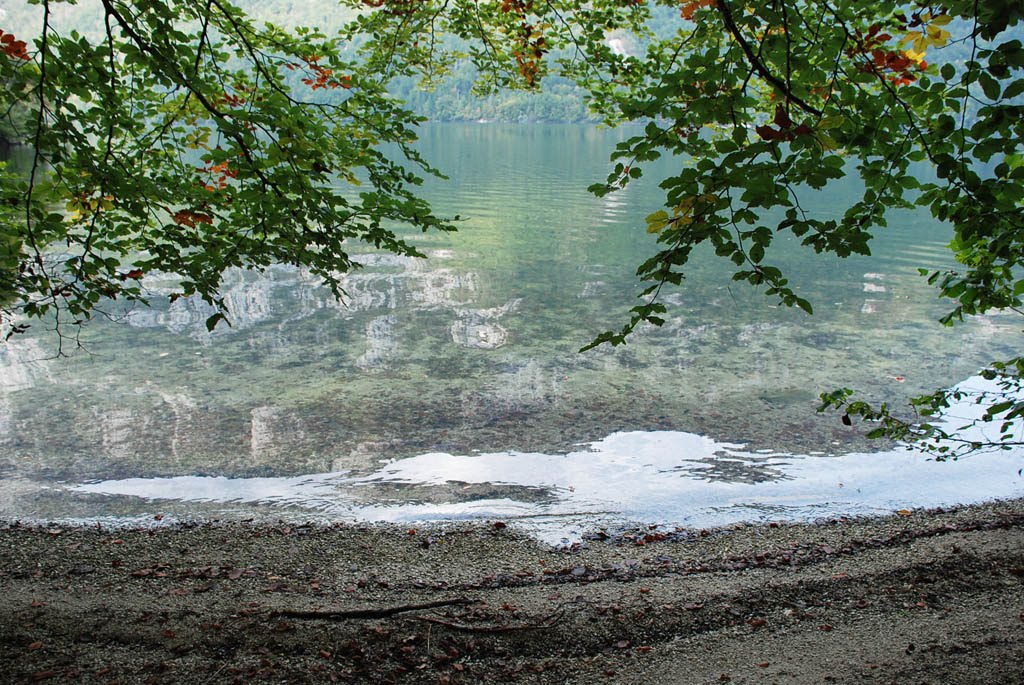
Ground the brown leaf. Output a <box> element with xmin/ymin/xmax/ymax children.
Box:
<box><xmin>819</xmin><ymin>624</ymin><xmax>835</xmax><ymax>632</ymax></box>
<box><xmin>30</xmin><ymin>599</ymin><xmax>44</xmax><ymax>608</ymax></box>
<box><xmin>773</xmin><ymin>105</ymin><xmax>794</xmax><ymax>129</ymax></box>
<box><xmin>756</xmin><ymin>124</ymin><xmax>785</xmax><ymax>142</ymax></box>
<box><xmin>28</xmin><ymin>641</ymin><xmax>43</xmax><ymax>651</ymax></box>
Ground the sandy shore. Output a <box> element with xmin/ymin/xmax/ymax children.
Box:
<box><xmin>2</xmin><ymin>500</ymin><xmax>1023</xmax><ymax>684</ymax></box>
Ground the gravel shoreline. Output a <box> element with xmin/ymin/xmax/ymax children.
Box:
<box><xmin>2</xmin><ymin>499</ymin><xmax>1023</xmax><ymax>684</ymax></box>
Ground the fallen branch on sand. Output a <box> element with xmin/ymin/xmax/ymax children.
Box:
<box><xmin>269</xmin><ymin>597</ymin><xmax>479</xmax><ymax>620</ymax></box>
<box><xmin>417</xmin><ymin>609</ymin><xmax>564</xmax><ymax>633</ymax></box>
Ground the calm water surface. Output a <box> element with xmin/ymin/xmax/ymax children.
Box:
<box><xmin>1</xmin><ymin>125</ymin><xmax>1022</xmax><ymax>540</ymax></box>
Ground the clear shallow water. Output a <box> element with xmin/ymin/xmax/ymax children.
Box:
<box><xmin>61</xmin><ymin>376</ymin><xmax>1024</xmax><ymax>543</ymax></box>
<box><xmin>1</xmin><ymin>124</ymin><xmax>1022</xmax><ymax>538</ymax></box>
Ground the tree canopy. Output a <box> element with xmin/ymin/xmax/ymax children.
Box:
<box><xmin>2</xmin><ymin>0</ymin><xmax>1023</xmax><ymax>456</ymax></box>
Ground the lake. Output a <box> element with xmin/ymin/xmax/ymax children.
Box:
<box><xmin>1</xmin><ymin>124</ymin><xmax>1022</xmax><ymax>542</ymax></box>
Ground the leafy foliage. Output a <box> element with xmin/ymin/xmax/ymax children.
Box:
<box><xmin>3</xmin><ymin>0</ymin><xmax>1024</xmax><ymax>455</ymax></box>
<box><xmin>336</xmin><ymin>0</ymin><xmax>1024</xmax><ymax>457</ymax></box>
<box><xmin>1</xmin><ymin>0</ymin><xmax>453</xmax><ymax>338</ymax></box>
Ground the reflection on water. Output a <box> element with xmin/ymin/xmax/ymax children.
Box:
<box><xmin>54</xmin><ymin>377</ymin><xmax>1024</xmax><ymax>543</ymax></box>
<box><xmin>1</xmin><ymin>124</ymin><xmax>1022</xmax><ymax>535</ymax></box>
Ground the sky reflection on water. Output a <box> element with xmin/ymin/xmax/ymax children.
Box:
<box><xmin>70</xmin><ymin>376</ymin><xmax>1024</xmax><ymax>543</ymax></box>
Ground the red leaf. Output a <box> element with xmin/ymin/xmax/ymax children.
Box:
<box><xmin>773</xmin><ymin>105</ymin><xmax>793</xmax><ymax>129</ymax></box>
<box><xmin>756</xmin><ymin>125</ymin><xmax>783</xmax><ymax>141</ymax></box>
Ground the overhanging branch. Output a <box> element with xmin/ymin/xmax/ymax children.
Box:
<box><xmin>716</xmin><ymin>0</ymin><xmax>823</xmax><ymax>117</ymax></box>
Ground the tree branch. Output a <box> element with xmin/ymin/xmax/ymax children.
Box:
<box><xmin>716</xmin><ymin>0</ymin><xmax>822</xmax><ymax>116</ymax></box>
<box><xmin>270</xmin><ymin>597</ymin><xmax>479</xmax><ymax>620</ymax></box>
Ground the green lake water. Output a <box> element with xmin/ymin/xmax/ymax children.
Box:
<box><xmin>1</xmin><ymin>124</ymin><xmax>1022</xmax><ymax>534</ymax></box>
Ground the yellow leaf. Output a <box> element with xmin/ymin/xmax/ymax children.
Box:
<box><xmin>898</xmin><ymin>31</ymin><xmax>921</xmax><ymax>48</ymax></box>
<box><xmin>817</xmin><ymin>115</ymin><xmax>844</xmax><ymax>130</ymax></box>
<box><xmin>904</xmin><ymin>48</ymin><xmax>927</xmax><ymax>63</ymax></box>
<box><xmin>929</xmin><ymin>14</ymin><xmax>953</xmax><ymax>27</ymax></box>
<box><xmin>926</xmin><ymin>26</ymin><xmax>950</xmax><ymax>47</ymax></box>
<box><xmin>675</xmin><ymin>197</ymin><xmax>695</xmax><ymax>213</ymax></box>
<box><xmin>815</xmin><ymin>132</ymin><xmax>839</xmax><ymax>151</ymax></box>
<box><xmin>645</xmin><ymin>209</ymin><xmax>669</xmax><ymax>234</ymax></box>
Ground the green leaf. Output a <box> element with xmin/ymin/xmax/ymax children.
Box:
<box><xmin>979</xmin><ymin>71</ymin><xmax>1001</xmax><ymax>99</ymax></box>
<box><xmin>205</xmin><ymin>312</ymin><xmax>229</xmax><ymax>332</ymax></box>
